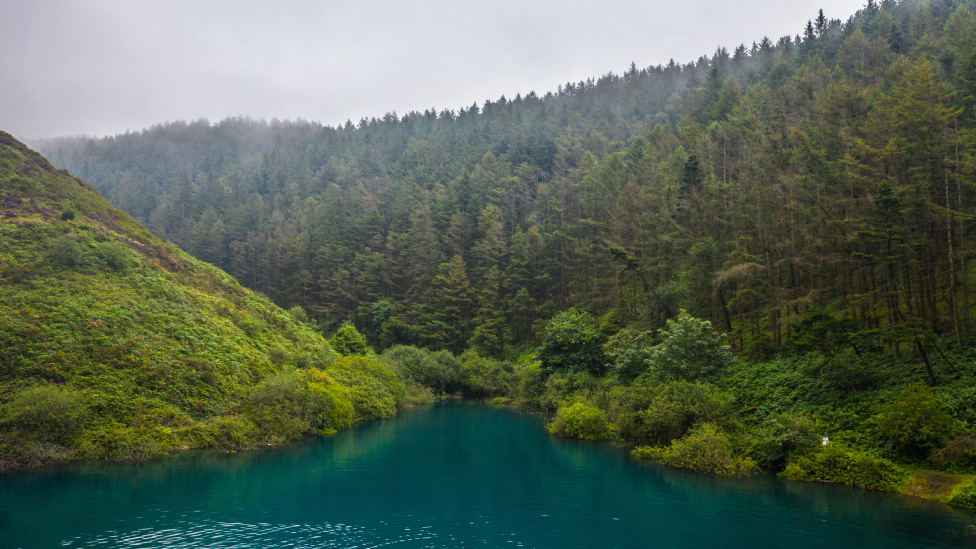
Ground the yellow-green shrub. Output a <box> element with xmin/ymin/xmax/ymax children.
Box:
<box><xmin>549</xmin><ymin>402</ymin><xmax>613</xmax><ymax>440</ymax></box>
<box><xmin>632</xmin><ymin>423</ymin><xmax>758</xmax><ymax>478</ymax></box>
<box><xmin>328</xmin><ymin>355</ymin><xmax>406</xmax><ymax>406</ymax></box>
<box><xmin>947</xmin><ymin>479</ymin><xmax>976</xmax><ymax>509</ymax></box>
<box><xmin>778</xmin><ymin>443</ymin><xmax>910</xmax><ymax>491</ymax></box>
<box><xmin>1</xmin><ymin>385</ymin><xmax>90</xmax><ymax>444</ymax></box>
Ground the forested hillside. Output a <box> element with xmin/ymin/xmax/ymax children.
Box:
<box><xmin>37</xmin><ymin>0</ymin><xmax>976</xmax><ymax>369</ymax></box>
<box><xmin>0</xmin><ymin>132</ymin><xmax>421</xmax><ymax>469</ymax></box>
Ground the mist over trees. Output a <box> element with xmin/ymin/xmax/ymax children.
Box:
<box><xmin>37</xmin><ymin>0</ymin><xmax>976</xmax><ymax>372</ymax></box>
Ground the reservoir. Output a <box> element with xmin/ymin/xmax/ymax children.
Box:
<box><xmin>1</xmin><ymin>400</ymin><xmax>973</xmax><ymax>548</ymax></box>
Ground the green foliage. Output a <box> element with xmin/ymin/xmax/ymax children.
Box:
<box><xmin>49</xmin><ymin>236</ymin><xmax>81</xmax><ymax>267</ymax></box>
<box><xmin>327</xmin><ymin>355</ymin><xmax>406</xmax><ymax>418</ymax></box>
<box><xmin>874</xmin><ymin>384</ymin><xmax>965</xmax><ymax>458</ymax></box>
<box><xmin>288</xmin><ymin>305</ymin><xmax>309</xmax><ymax>325</ymax></box>
<box><xmin>268</xmin><ymin>346</ymin><xmax>290</xmax><ymax>365</ymax></box>
<box><xmin>549</xmin><ymin>402</ymin><xmax>613</xmax><ymax>440</ymax></box>
<box><xmin>98</xmin><ymin>241</ymin><xmax>132</xmax><ymax>272</ymax></box>
<box><xmin>616</xmin><ymin>379</ymin><xmax>734</xmax><ymax>446</ymax></box>
<box><xmin>752</xmin><ymin>413</ymin><xmax>821</xmax><ymax>469</ymax></box>
<box><xmin>779</xmin><ymin>443</ymin><xmax>911</xmax><ymax>492</ymax></box>
<box><xmin>457</xmin><ymin>351</ymin><xmax>512</xmax><ymax>397</ymax></box>
<box><xmin>329</xmin><ymin>322</ymin><xmax>371</xmax><ymax>356</ymax></box>
<box><xmin>603</xmin><ymin>327</ymin><xmax>655</xmax><ymax>382</ymax></box>
<box><xmin>537</xmin><ymin>309</ymin><xmax>605</xmax><ymax>376</ymax></box>
<box><xmin>947</xmin><ymin>479</ymin><xmax>976</xmax><ymax>509</ymax></box>
<box><xmin>644</xmin><ymin>311</ymin><xmax>734</xmax><ymax>382</ymax></box>
<box><xmin>187</xmin><ymin>417</ymin><xmax>258</xmax><ymax>450</ymax></box>
<box><xmin>246</xmin><ymin>369</ymin><xmax>356</xmax><ymax>440</ymax></box>
<box><xmin>633</xmin><ymin>423</ymin><xmax>758</xmax><ymax>477</ymax></box>
<box><xmin>1</xmin><ymin>386</ymin><xmax>89</xmax><ymax>443</ymax></box>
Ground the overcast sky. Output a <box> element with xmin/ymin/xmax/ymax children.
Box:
<box><xmin>1</xmin><ymin>0</ymin><xmax>865</xmax><ymax>140</ymax></box>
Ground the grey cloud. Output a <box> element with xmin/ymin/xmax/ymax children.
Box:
<box><xmin>0</xmin><ymin>0</ymin><xmax>864</xmax><ymax>139</ymax></box>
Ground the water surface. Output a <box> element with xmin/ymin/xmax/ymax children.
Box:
<box><xmin>1</xmin><ymin>400</ymin><xmax>973</xmax><ymax>548</ymax></box>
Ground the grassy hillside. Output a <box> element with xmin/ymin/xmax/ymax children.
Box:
<box><xmin>0</xmin><ymin>132</ymin><xmax>412</xmax><ymax>469</ymax></box>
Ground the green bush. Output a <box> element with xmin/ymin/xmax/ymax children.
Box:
<box><xmin>304</xmin><ymin>370</ymin><xmax>355</xmax><ymax>431</ymax></box>
<box><xmin>947</xmin><ymin>479</ymin><xmax>976</xmax><ymax>509</ymax></box>
<box><xmin>99</xmin><ymin>241</ymin><xmax>132</xmax><ymax>271</ymax></box>
<box><xmin>328</xmin><ymin>355</ymin><xmax>406</xmax><ymax>405</ymax></box>
<box><xmin>329</xmin><ymin>322</ymin><xmax>371</xmax><ymax>356</ymax></box>
<box><xmin>537</xmin><ymin>309</ymin><xmax>605</xmax><ymax>376</ymax></box>
<box><xmin>188</xmin><ymin>417</ymin><xmax>259</xmax><ymax>450</ymax></box>
<box><xmin>779</xmin><ymin>443</ymin><xmax>910</xmax><ymax>491</ymax></box>
<box><xmin>549</xmin><ymin>402</ymin><xmax>613</xmax><ymax>440</ymax></box>
<box><xmin>1</xmin><ymin>385</ymin><xmax>90</xmax><ymax>443</ymax></box>
<box><xmin>417</xmin><ymin>350</ymin><xmax>460</xmax><ymax>393</ymax></box>
<box><xmin>632</xmin><ymin>423</ymin><xmax>758</xmax><ymax>477</ymax></box>
<box><xmin>616</xmin><ymin>379</ymin><xmax>733</xmax><ymax>446</ymax></box>
<box><xmin>76</xmin><ymin>424</ymin><xmax>174</xmax><ymax>461</ymax></box>
<box><xmin>644</xmin><ymin>310</ymin><xmax>735</xmax><ymax>382</ymax></box>
<box><xmin>49</xmin><ymin>236</ymin><xmax>81</xmax><ymax>267</ymax></box>
<box><xmin>237</xmin><ymin>315</ymin><xmax>265</xmax><ymax>338</ymax></box>
<box><xmin>457</xmin><ymin>352</ymin><xmax>511</xmax><ymax>396</ymax></box>
<box><xmin>753</xmin><ymin>413</ymin><xmax>821</xmax><ymax>469</ymax></box>
<box><xmin>287</xmin><ymin>305</ymin><xmax>309</xmax><ymax>325</ymax></box>
<box><xmin>604</xmin><ymin>327</ymin><xmax>656</xmax><ymax>382</ymax></box>
<box><xmin>344</xmin><ymin>380</ymin><xmax>397</xmax><ymax>420</ymax></box>
<box><xmin>246</xmin><ymin>369</ymin><xmax>356</xmax><ymax>439</ymax></box>
<box><xmin>268</xmin><ymin>346</ymin><xmax>289</xmax><ymax>365</ymax></box>
<box><xmin>873</xmin><ymin>384</ymin><xmax>964</xmax><ymax>459</ymax></box>
<box><xmin>537</xmin><ymin>371</ymin><xmax>598</xmax><ymax>412</ymax></box>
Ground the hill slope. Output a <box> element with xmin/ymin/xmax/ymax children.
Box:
<box><xmin>0</xmin><ymin>132</ymin><xmax>407</xmax><ymax>469</ymax></box>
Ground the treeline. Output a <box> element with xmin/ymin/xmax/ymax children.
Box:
<box><xmin>37</xmin><ymin>0</ymin><xmax>976</xmax><ymax>372</ymax></box>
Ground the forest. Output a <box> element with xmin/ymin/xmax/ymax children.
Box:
<box><xmin>24</xmin><ymin>0</ymin><xmax>976</xmax><ymax>506</ymax></box>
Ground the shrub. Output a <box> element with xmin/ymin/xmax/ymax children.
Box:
<box><xmin>417</xmin><ymin>350</ymin><xmax>460</xmax><ymax>393</ymax></box>
<box><xmin>537</xmin><ymin>309</ymin><xmax>605</xmax><ymax>375</ymax></box>
<box><xmin>329</xmin><ymin>322</ymin><xmax>371</xmax><ymax>356</ymax></box>
<box><xmin>616</xmin><ymin>379</ymin><xmax>733</xmax><ymax>446</ymax></box>
<box><xmin>604</xmin><ymin>327</ymin><xmax>655</xmax><ymax>382</ymax></box>
<box><xmin>268</xmin><ymin>346</ymin><xmax>289</xmax><ymax>366</ymax></box>
<box><xmin>401</xmin><ymin>380</ymin><xmax>436</xmax><ymax>406</ymax></box>
<box><xmin>344</xmin><ymin>380</ymin><xmax>397</xmax><ymax>420</ymax></box>
<box><xmin>632</xmin><ymin>423</ymin><xmax>758</xmax><ymax>477</ymax></box>
<box><xmin>645</xmin><ymin>310</ymin><xmax>735</xmax><ymax>382</ymax></box>
<box><xmin>753</xmin><ymin>413</ymin><xmax>821</xmax><ymax>469</ymax></box>
<box><xmin>246</xmin><ymin>369</ymin><xmax>356</xmax><ymax>439</ymax></box>
<box><xmin>382</xmin><ymin>345</ymin><xmax>430</xmax><ymax>375</ymax></box>
<box><xmin>947</xmin><ymin>479</ymin><xmax>976</xmax><ymax>509</ymax></box>
<box><xmin>76</xmin><ymin>424</ymin><xmax>174</xmax><ymax>461</ymax></box>
<box><xmin>99</xmin><ymin>241</ymin><xmax>131</xmax><ymax>272</ymax></box>
<box><xmin>538</xmin><ymin>371</ymin><xmax>598</xmax><ymax>413</ymax></box>
<box><xmin>237</xmin><ymin>316</ymin><xmax>264</xmax><ymax>338</ymax></box>
<box><xmin>549</xmin><ymin>402</ymin><xmax>613</xmax><ymax>440</ymax></box>
<box><xmin>779</xmin><ymin>443</ymin><xmax>910</xmax><ymax>491</ymax></box>
<box><xmin>874</xmin><ymin>384</ymin><xmax>964</xmax><ymax>458</ymax></box>
<box><xmin>457</xmin><ymin>352</ymin><xmax>511</xmax><ymax>396</ymax></box>
<box><xmin>1</xmin><ymin>385</ymin><xmax>89</xmax><ymax>443</ymax></box>
<box><xmin>287</xmin><ymin>305</ymin><xmax>309</xmax><ymax>325</ymax></box>
<box><xmin>328</xmin><ymin>355</ymin><xmax>406</xmax><ymax>405</ymax></box>
<box><xmin>188</xmin><ymin>417</ymin><xmax>259</xmax><ymax>450</ymax></box>
<box><xmin>49</xmin><ymin>237</ymin><xmax>81</xmax><ymax>267</ymax></box>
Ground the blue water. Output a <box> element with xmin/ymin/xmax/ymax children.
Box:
<box><xmin>1</xmin><ymin>400</ymin><xmax>973</xmax><ymax>548</ymax></box>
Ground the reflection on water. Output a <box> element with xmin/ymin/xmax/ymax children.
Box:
<box><xmin>1</xmin><ymin>400</ymin><xmax>973</xmax><ymax>548</ymax></box>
